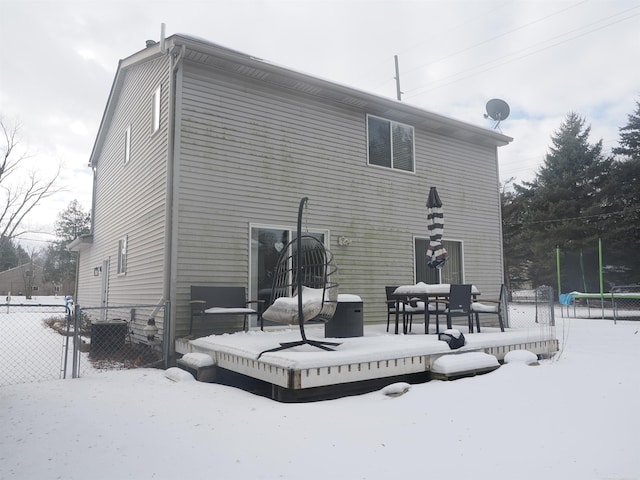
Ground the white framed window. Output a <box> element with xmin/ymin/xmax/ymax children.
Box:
<box><xmin>152</xmin><ymin>86</ymin><xmax>161</xmax><ymax>133</ymax></box>
<box><xmin>124</xmin><ymin>125</ymin><xmax>131</xmax><ymax>164</ymax></box>
<box><xmin>414</xmin><ymin>237</ymin><xmax>464</xmax><ymax>284</ymax></box>
<box><xmin>117</xmin><ymin>236</ymin><xmax>128</xmax><ymax>275</ymax></box>
<box><xmin>367</xmin><ymin>115</ymin><xmax>415</xmax><ymax>172</ymax></box>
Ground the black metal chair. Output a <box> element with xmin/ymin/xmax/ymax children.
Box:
<box><xmin>386</xmin><ymin>287</ymin><xmax>425</xmax><ymax>334</ymax></box>
<box><xmin>430</xmin><ymin>284</ymin><xmax>473</xmax><ymax>333</ymax></box>
<box><xmin>258</xmin><ymin>198</ymin><xmax>340</xmax><ymax>357</ymax></box>
<box><xmin>470</xmin><ymin>284</ymin><xmax>507</xmax><ymax>332</ymax></box>
<box><xmin>400</xmin><ymin>297</ymin><xmax>425</xmax><ymax>333</ymax></box>
<box><xmin>385</xmin><ymin>286</ymin><xmax>399</xmax><ymax>332</ymax></box>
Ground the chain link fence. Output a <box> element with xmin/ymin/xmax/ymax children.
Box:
<box><xmin>0</xmin><ymin>299</ymin><xmax>72</xmax><ymax>386</ymax></box>
<box><xmin>506</xmin><ymin>286</ymin><xmax>558</xmax><ymax>358</ymax></box>
<box><xmin>71</xmin><ymin>303</ymin><xmax>169</xmax><ymax>379</ymax></box>
<box><xmin>0</xmin><ymin>298</ymin><xmax>169</xmax><ymax>387</ymax></box>
<box><xmin>612</xmin><ymin>285</ymin><xmax>640</xmax><ymax>323</ymax></box>
<box><xmin>557</xmin><ymin>285</ymin><xmax>640</xmax><ymax>321</ymax></box>
<box><xmin>508</xmin><ymin>286</ymin><xmax>556</xmax><ymax>328</ymax></box>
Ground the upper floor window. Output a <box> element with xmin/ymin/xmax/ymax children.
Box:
<box><xmin>152</xmin><ymin>86</ymin><xmax>161</xmax><ymax>133</ymax></box>
<box><xmin>124</xmin><ymin>125</ymin><xmax>131</xmax><ymax>164</ymax></box>
<box><xmin>367</xmin><ymin>115</ymin><xmax>415</xmax><ymax>172</ymax></box>
<box><xmin>117</xmin><ymin>236</ymin><xmax>128</xmax><ymax>275</ymax></box>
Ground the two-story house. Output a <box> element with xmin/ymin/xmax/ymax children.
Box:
<box><xmin>69</xmin><ymin>33</ymin><xmax>512</xmax><ymax>355</ymax></box>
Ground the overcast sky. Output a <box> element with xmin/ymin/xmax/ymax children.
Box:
<box><xmin>1</xmin><ymin>0</ymin><xmax>638</xmax><ymax>247</ymax></box>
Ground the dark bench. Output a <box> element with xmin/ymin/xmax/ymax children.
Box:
<box><xmin>189</xmin><ymin>286</ymin><xmax>263</xmax><ymax>335</ymax></box>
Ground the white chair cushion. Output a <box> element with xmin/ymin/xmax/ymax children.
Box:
<box><xmin>262</xmin><ymin>286</ymin><xmax>324</xmax><ymax>324</ymax></box>
<box><xmin>204</xmin><ymin>307</ymin><xmax>257</xmax><ymax>314</ymax></box>
<box><xmin>401</xmin><ymin>301</ymin><xmax>425</xmax><ymax>313</ymax></box>
<box><xmin>470</xmin><ymin>302</ymin><xmax>498</xmax><ymax>313</ymax></box>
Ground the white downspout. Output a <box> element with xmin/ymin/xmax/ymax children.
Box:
<box><xmin>163</xmin><ymin>41</ymin><xmax>185</xmax><ymax>360</ymax></box>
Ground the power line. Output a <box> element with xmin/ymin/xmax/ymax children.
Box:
<box><xmin>401</xmin><ymin>0</ymin><xmax>589</xmax><ymax>78</ymax></box>
<box><xmin>405</xmin><ymin>6</ymin><xmax>640</xmax><ymax>99</ymax></box>
<box><xmin>351</xmin><ymin>1</ymin><xmax>512</xmax><ymax>91</ymax></box>
<box><xmin>504</xmin><ymin>205</ymin><xmax>640</xmax><ymax>226</ymax></box>
<box><xmin>396</xmin><ymin>0</ymin><xmax>513</xmax><ymax>69</ymax></box>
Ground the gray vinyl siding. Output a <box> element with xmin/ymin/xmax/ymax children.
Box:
<box><xmin>77</xmin><ymin>56</ymin><xmax>170</xmax><ymax>312</ymax></box>
<box><xmin>171</xmin><ymin>59</ymin><xmax>504</xmax><ymax>334</ymax></box>
<box><xmin>80</xmin><ymin>38</ymin><xmax>508</xmax><ymax>343</ymax></box>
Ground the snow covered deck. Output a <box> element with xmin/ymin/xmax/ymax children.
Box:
<box><xmin>176</xmin><ymin>324</ymin><xmax>558</xmax><ymax>401</ymax></box>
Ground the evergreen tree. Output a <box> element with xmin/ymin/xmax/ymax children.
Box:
<box><xmin>612</xmin><ymin>98</ymin><xmax>640</xmax><ymax>161</ymax></box>
<box><xmin>599</xmin><ymin>157</ymin><xmax>640</xmax><ymax>285</ymax></box>
<box><xmin>43</xmin><ymin>200</ymin><xmax>90</xmax><ymax>290</ymax></box>
<box><xmin>0</xmin><ymin>236</ymin><xmax>30</xmax><ymax>271</ymax></box>
<box><xmin>600</xmin><ymin>98</ymin><xmax>640</xmax><ymax>285</ymax></box>
<box><xmin>514</xmin><ymin>113</ymin><xmax>612</xmax><ymax>289</ymax></box>
<box><xmin>500</xmin><ymin>180</ymin><xmax>530</xmax><ymax>289</ymax></box>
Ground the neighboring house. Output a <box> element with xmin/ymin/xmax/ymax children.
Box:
<box><xmin>69</xmin><ymin>34</ymin><xmax>512</xmax><ymax>354</ymax></box>
<box><xmin>0</xmin><ymin>264</ymin><xmax>64</xmax><ymax>297</ymax></box>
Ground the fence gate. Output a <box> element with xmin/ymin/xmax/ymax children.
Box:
<box><xmin>0</xmin><ymin>302</ymin><xmax>72</xmax><ymax>387</ymax></box>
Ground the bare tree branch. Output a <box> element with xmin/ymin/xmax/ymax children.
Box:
<box><xmin>0</xmin><ymin>117</ymin><xmax>64</xmax><ymax>245</ymax></box>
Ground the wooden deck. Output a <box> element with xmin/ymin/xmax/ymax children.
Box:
<box><xmin>175</xmin><ymin>324</ymin><xmax>558</xmax><ymax>402</ymax></box>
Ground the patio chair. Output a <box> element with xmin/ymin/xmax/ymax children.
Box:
<box><xmin>189</xmin><ymin>286</ymin><xmax>263</xmax><ymax>335</ymax></box>
<box><xmin>470</xmin><ymin>284</ymin><xmax>507</xmax><ymax>332</ymax></box>
<box><xmin>387</xmin><ymin>287</ymin><xmax>426</xmax><ymax>334</ymax></box>
<box><xmin>385</xmin><ymin>286</ymin><xmax>399</xmax><ymax>332</ymax></box>
<box><xmin>424</xmin><ymin>299</ymin><xmax>448</xmax><ymax>334</ymax></box>
<box><xmin>430</xmin><ymin>284</ymin><xmax>473</xmax><ymax>333</ymax></box>
<box><xmin>400</xmin><ymin>297</ymin><xmax>425</xmax><ymax>333</ymax></box>
<box><xmin>258</xmin><ymin>197</ymin><xmax>340</xmax><ymax>357</ymax></box>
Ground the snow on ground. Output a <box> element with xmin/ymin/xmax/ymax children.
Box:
<box><xmin>1</xmin><ymin>316</ymin><xmax>639</xmax><ymax>480</ymax></box>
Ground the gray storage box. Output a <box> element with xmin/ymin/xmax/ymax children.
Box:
<box><xmin>325</xmin><ymin>295</ymin><xmax>363</xmax><ymax>338</ymax></box>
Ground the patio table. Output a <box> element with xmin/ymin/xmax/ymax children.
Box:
<box><xmin>392</xmin><ymin>283</ymin><xmax>480</xmax><ymax>334</ymax></box>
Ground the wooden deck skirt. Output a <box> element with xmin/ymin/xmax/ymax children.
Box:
<box><xmin>175</xmin><ymin>325</ymin><xmax>558</xmax><ymax>401</ymax></box>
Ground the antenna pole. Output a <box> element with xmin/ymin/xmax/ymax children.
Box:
<box><xmin>394</xmin><ymin>55</ymin><xmax>402</xmax><ymax>101</ymax></box>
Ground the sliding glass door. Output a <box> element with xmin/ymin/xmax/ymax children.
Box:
<box><xmin>250</xmin><ymin>225</ymin><xmax>327</xmax><ymax>328</ymax></box>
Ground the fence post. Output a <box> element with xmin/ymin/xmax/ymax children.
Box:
<box><xmin>163</xmin><ymin>300</ymin><xmax>171</xmax><ymax>369</ymax></box>
<box><xmin>72</xmin><ymin>305</ymin><xmax>80</xmax><ymax>378</ymax></box>
<box><xmin>63</xmin><ymin>305</ymin><xmax>71</xmax><ymax>379</ymax></box>
<box><xmin>548</xmin><ymin>286</ymin><xmax>555</xmax><ymax>326</ymax></box>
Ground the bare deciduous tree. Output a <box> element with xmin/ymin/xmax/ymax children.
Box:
<box><xmin>1</xmin><ymin>117</ymin><xmax>64</xmax><ymax>246</ymax></box>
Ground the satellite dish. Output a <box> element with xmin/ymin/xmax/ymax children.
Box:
<box><xmin>484</xmin><ymin>98</ymin><xmax>510</xmax><ymax>129</ymax></box>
